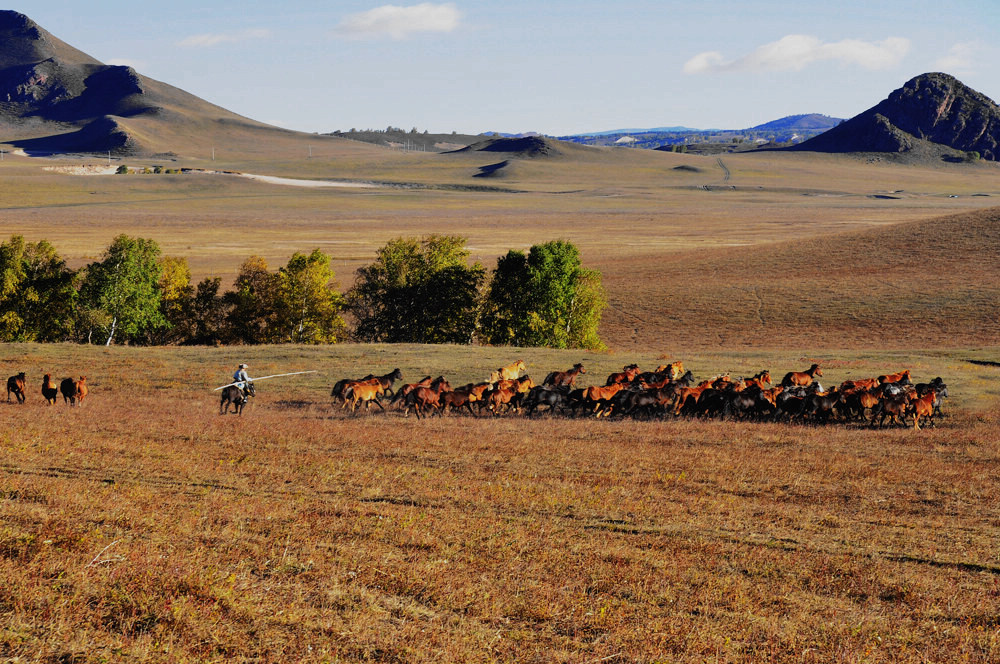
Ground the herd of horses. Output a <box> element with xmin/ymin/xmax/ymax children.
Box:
<box><xmin>6</xmin><ymin>373</ymin><xmax>88</xmax><ymax>406</ymax></box>
<box><xmin>327</xmin><ymin>360</ymin><xmax>950</xmax><ymax>430</ymax></box>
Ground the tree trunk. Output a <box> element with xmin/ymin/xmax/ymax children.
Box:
<box><xmin>105</xmin><ymin>316</ymin><xmax>117</xmax><ymax>346</ymax></box>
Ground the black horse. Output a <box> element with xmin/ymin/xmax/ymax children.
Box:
<box><xmin>220</xmin><ymin>381</ymin><xmax>255</xmax><ymax>415</ymax></box>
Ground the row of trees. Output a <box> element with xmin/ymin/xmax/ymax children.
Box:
<box><xmin>0</xmin><ymin>234</ymin><xmax>606</xmax><ymax>349</ymax></box>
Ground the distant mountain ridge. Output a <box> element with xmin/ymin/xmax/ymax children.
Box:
<box><xmin>795</xmin><ymin>73</ymin><xmax>1000</xmax><ymax>160</ymax></box>
<box><xmin>749</xmin><ymin>114</ymin><xmax>842</xmax><ymax>132</ymax></box>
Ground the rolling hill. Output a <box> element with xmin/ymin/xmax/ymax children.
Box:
<box><xmin>0</xmin><ymin>10</ymin><xmax>358</xmax><ymax>157</ymax></box>
<box><xmin>794</xmin><ymin>73</ymin><xmax>1000</xmax><ymax>161</ymax></box>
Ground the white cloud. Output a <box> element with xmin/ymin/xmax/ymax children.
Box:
<box><xmin>684</xmin><ymin>35</ymin><xmax>910</xmax><ymax>74</ymax></box>
<box><xmin>933</xmin><ymin>42</ymin><xmax>983</xmax><ymax>75</ymax></box>
<box><xmin>177</xmin><ymin>28</ymin><xmax>271</xmax><ymax>48</ymax></box>
<box><xmin>335</xmin><ymin>3</ymin><xmax>460</xmax><ymax>40</ymax></box>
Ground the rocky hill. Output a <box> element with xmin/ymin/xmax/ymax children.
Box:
<box><xmin>795</xmin><ymin>73</ymin><xmax>1000</xmax><ymax>160</ymax></box>
<box><xmin>0</xmin><ymin>10</ymin><xmax>314</xmax><ymax>156</ymax></box>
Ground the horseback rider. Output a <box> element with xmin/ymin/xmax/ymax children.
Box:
<box><xmin>233</xmin><ymin>363</ymin><xmax>253</xmax><ymax>397</ymax></box>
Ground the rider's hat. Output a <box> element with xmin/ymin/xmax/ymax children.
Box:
<box><xmin>239</xmin><ymin>363</ymin><xmax>248</xmax><ymax>368</ymax></box>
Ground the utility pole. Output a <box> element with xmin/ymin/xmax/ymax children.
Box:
<box><xmin>212</xmin><ymin>147</ymin><xmax>216</xmax><ymax>161</ymax></box>
<box><xmin>308</xmin><ymin>145</ymin><xmax>313</xmax><ymax>158</ymax></box>
<box><xmin>107</xmin><ymin>150</ymin><xmax>111</xmax><ymax>166</ymax></box>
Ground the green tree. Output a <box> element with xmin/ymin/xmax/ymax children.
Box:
<box><xmin>224</xmin><ymin>256</ymin><xmax>279</xmax><ymax>344</ymax></box>
<box><xmin>348</xmin><ymin>235</ymin><xmax>485</xmax><ymax>343</ymax></box>
<box><xmin>0</xmin><ymin>235</ymin><xmax>78</xmax><ymax>341</ymax></box>
<box><xmin>275</xmin><ymin>249</ymin><xmax>346</xmax><ymax>343</ymax></box>
<box><xmin>479</xmin><ymin>250</ymin><xmax>531</xmax><ymax>346</ymax></box>
<box><xmin>80</xmin><ymin>235</ymin><xmax>165</xmax><ymax>345</ymax></box>
<box><xmin>479</xmin><ymin>240</ymin><xmax>607</xmax><ymax>350</ymax></box>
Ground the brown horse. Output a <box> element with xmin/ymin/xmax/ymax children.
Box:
<box><xmin>344</xmin><ymin>380</ymin><xmax>386</xmax><ymax>413</ymax></box>
<box><xmin>840</xmin><ymin>377</ymin><xmax>880</xmax><ymax>392</ymax></box>
<box><xmin>498</xmin><ymin>360</ymin><xmax>527</xmax><ymax>381</ymax></box>
<box><xmin>781</xmin><ymin>364</ymin><xmax>822</xmax><ymax>387</ymax></box>
<box><xmin>605</xmin><ymin>364</ymin><xmax>640</xmax><ymax>386</ymax></box>
<box><xmin>910</xmin><ymin>390</ymin><xmax>937</xmax><ymax>430</ymax></box>
<box><xmin>744</xmin><ymin>370</ymin><xmax>771</xmax><ymax>390</ymax></box>
<box><xmin>41</xmin><ymin>374</ymin><xmax>59</xmax><ymax>405</ymax></box>
<box><xmin>76</xmin><ymin>376</ymin><xmax>88</xmax><ymax>405</ymax></box>
<box><xmin>390</xmin><ymin>376</ymin><xmax>433</xmax><ymax>406</ymax></box>
<box><xmin>543</xmin><ymin>363</ymin><xmax>586</xmax><ymax>387</ymax></box>
<box><xmin>583</xmin><ymin>383</ymin><xmax>626</xmax><ymax>418</ymax></box>
<box><xmin>220</xmin><ymin>381</ymin><xmax>254</xmax><ymax>415</ymax></box>
<box><xmin>405</xmin><ymin>377</ymin><xmax>452</xmax><ymax>419</ymax></box>
<box><xmin>878</xmin><ymin>369</ymin><xmax>911</xmax><ymax>385</ymax></box>
<box><xmin>7</xmin><ymin>372</ymin><xmax>26</xmax><ymax>403</ymax></box>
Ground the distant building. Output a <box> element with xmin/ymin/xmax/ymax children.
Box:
<box><xmin>615</xmin><ymin>136</ymin><xmax>637</xmax><ymax>146</ymax></box>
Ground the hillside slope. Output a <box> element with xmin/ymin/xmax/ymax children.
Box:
<box><xmin>795</xmin><ymin>73</ymin><xmax>1000</xmax><ymax>160</ymax></box>
<box><xmin>598</xmin><ymin>206</ymin><xmax>1000</xmax><ymax>350</ymax></box>
<box><xmin>0</xmin><ymin>10</ymin><xmax>357</xmax><ymax>158</ymax></box>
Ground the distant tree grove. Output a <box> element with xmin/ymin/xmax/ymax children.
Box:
<box><xmin>0</xmin><ymin>234</ymin><xmax>606</xmax><ymax>349</ymax></box>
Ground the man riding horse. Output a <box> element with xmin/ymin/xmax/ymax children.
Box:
<box><xmin>233</xmin><ymin>363</ymin><xmax>254</xmax><ymax>397</ymax></box>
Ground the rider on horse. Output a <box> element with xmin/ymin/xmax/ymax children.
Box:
<box><xmin>233</xmin><ymin>363</ymin><xmax>253</xmax><ymax>396</ymax></box>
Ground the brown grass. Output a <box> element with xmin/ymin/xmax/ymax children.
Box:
<box><xmin>1</xmin><ymin>343</ymin><xmax>999</xmax><ymax>662</ymax></box>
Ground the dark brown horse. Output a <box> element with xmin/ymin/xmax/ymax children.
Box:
<box><xmin>60</xmin><ymin>377</ymin><xmax>80</xmax><ymax>406</ymax></box>
<box><xmin>220</xmin><ymin>381</ymin><xmax>255</xmax><ymax>415</ymax></box>
<box><xmin>543</xmin><ymin>363</ymin><xmax>586</xmax><ymax>387</ymax></box>
<box><xmin>7</xmin><ymin>372</ymin><xmax>26</xmax><ymax>403</ymax></box>
<box><xmin>390</xmin><ymin>375</ymin><xmax>433</xmax><ymax>406</ymax></box>
<box><xmin>781</xmin><ymin>364</ymin><xmax>822</xmax><ymax>387</ymax></box>
<box><xmin>405</xmin><ymin>376</ymin><xmax>452</xmax><ymax>419</ymax></box>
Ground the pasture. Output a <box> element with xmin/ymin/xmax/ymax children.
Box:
<box><xmin>2</xmin><ymin>342</ymin><xmax>1000</xmax><ymax>662</ymax></box>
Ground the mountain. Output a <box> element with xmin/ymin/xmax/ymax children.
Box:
<box><xmin>445</xmin><ymin>135</ymin><xmax>564</xmax><ymax>158</ymax></box>
<box><xmin>748</xmin><ymin>114</ymin><xmax>842</xmax><ymax>132</ymax></box>
<box><xmin>0</xmin><ymin>10</ymin><xmax>325</xmax><ymax>156</ymax></box>
<box><xmin>794</xmin><ymin>73</ymin><xmax>1000</xmax><ymax>160</ymax></box>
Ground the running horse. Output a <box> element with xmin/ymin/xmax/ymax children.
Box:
<box><xmin>404</xmin><ymin>376</ymin><xmax>452</xmax><ymax>419</ymax></box>
<box><xmin>6</xmin><ymin>372</ymin><xmax>26</xmax><ymax>403</ymax></box>
<box><xmin>220</xmin><ymin>381</ymin><xmax>255</xmax><ymax>415</ymax></box>
<box><xmin>781</xmin><ymin>364</ymin><xmax>822</xmax><ymax>387</ymax></box>
<box><xmin>543</xmin><ymin>363</ymin><xmax>586</xmax><ymax>387</ymax></box>
<box><xmin>498</xmin><ymin>360</ymin><xmax>527</xmax><ymax>381</ymax></box>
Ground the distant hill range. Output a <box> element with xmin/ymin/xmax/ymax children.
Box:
<box><xmin>557</xmin><ymin>115</ymin><xmax>843</xmax><ymax>151</ymax></box>
<box><xmin>794</xmin><ymin>73</ymin><xmax>1000</xmax><ymax>160</ymax></box>
<box><xmin>0</xmin><ymin>10</ymin><xmax>329</xmax><ymax>156</ymax></box>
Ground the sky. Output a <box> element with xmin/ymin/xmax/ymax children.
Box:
<box><xmin>11</xmin><ymin>1</ymin><xmax>1000</xmax><ymax>135</ymax></box>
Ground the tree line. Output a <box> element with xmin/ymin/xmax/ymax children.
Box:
<box><xmin>0</xmin><ymin>234</ymin><xmax>606</xmax><ymax>349</ymax></box>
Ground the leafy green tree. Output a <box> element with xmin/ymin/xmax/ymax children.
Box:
<box><xmin>80</xmin><ymin>235</ymin><xmax>165</xmax><ymax>345</ymax></box>
<box><xmin>275</xmin><ymin>249</ymin><xmax>346</xmax><ymax>343</ymax></box>
<box><xmin>224</xmin><ymin>256</ymin><xmax>280</xmax><ymax>344</ymax></box>
<box><xmin>348</xmin><ymin>235</ymin><xmax>485</xmax><ymax>343</ymax></box>
<box><xmin>0</xmin><ymin>235</ymin><xmax>78</xmax><ymax>341</ymax></box>
<box><xmin>479</xmin><ymin>250</ymin><xmax>532</xmax><ymax>346</ymax></box>
<box><xmin>479</xmin><ymin>240</ymin><xmax>607</xmax><ymax>350</ymax></box>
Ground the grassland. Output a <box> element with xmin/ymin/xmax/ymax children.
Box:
<box><xmin>1</xmin><ymin>342</ymin><xmax>999</xmax><ymax>663</ymax></box>
<box><xmin>2</xmin><ymin>138</ymin><xmax>1000</xmax><ymax>661</ymax></box>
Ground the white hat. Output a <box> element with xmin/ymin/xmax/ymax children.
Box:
<box><xmin>239</xmin><ymin>363</ymin><xmax>248</xmax><ymax>368</ymax></box>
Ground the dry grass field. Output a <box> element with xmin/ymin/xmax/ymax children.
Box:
<box><xmin>2</xmin><ymin>138</ymin><xmax>1000</xmax><ymax>661</ymax></box>
<box><xmin>1</xmin><ymin>141</ymin><xmax>999</xmax><ymax>351</ymax></box>
<box><xmin>1</xmin><ymin>343</ymin><xmax>1000</xmax><ymax>663</ymax></box>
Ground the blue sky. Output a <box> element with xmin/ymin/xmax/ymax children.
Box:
<box><xmin>12</xmin><ymin>1</ymin><xmax>1000</xmax><ymax>135</ymax></box>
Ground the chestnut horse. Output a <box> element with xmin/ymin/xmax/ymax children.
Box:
<box><xmin>605</xmin><ymin>364</ymin><xmax>640</xmax><ymax>386</ymax></box>
<box><xmin>344</xmin><ymin>380</ymin><xmax>386</xmax><ymax>413</ymax></box>
<box><xmin>878</xmin><ymin>369</ymin><xmax>911</xmax><ymax>385</ymax></box>
<box><xmin>543</xmin><ymin>363</ymin><xmax>586</xmax><ymax>387</ymax></box>
<box><xmin>743</xmin><ymin>370</ymin><xmax>771</xmax><ymax>390</ymax></box>
<box><xmin>390</xmin><ymin>376</ymin><xmax>433</xmax><ymax>406</ymax></box>
<box><xmin>910</xmin><ymin>390</ymin><xmax>937</xmax><ymax>430</ymax></box>
<box><xmin>781</xmin><ymin>364</ymin><xmax>822</xmax><ymax>387</ymax></box>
